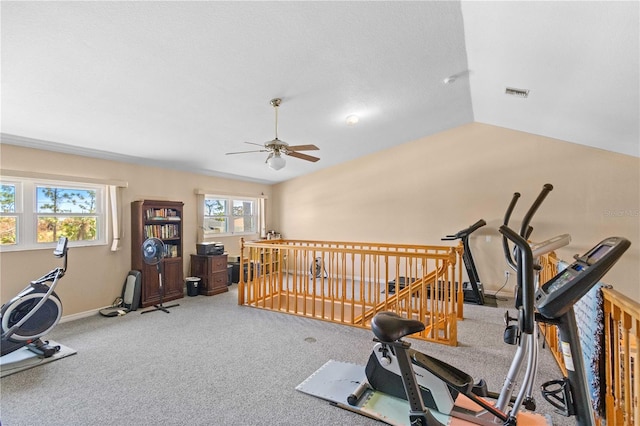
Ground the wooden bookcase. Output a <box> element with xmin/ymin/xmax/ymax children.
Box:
<box><xmin>131</xmin><ymin>200</ymin><xmax>185</xmax><ymax>308</ymax></box>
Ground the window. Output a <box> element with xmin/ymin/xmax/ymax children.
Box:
<box><xmin>0</xmin><ymin>183</ymin><xmax>18</xmax><ymax>245</ymax></box>
<box><xmin>203</xmin><ymin>195</ymin><xmax>258</xmax><ymax>236</ymax></box>
<box><xmin>0</xmin><ymin>178</ymin><xmax>107</xmax><ymax>251</ymax></box>
<box><xmin>36</xmin><ymin>185</ymin><xmax>99</xmax><ymax>243</ymax></box>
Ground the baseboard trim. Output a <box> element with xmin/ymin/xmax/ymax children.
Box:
<box><xmin>60</xmin><ymin>308</ymin><xmax>102</xmax><ymax>324</ymax></box>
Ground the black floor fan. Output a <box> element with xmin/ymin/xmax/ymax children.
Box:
<box><xmin>141</xmin><ymin>237</ymin><xmax>179</xmax><ymax>314</ymax></box>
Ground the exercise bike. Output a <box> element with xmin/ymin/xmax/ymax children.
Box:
<box><xmin>1</xmin><ymin>237</ymin><xmax>69</xmax><ymax>358</ymax></box>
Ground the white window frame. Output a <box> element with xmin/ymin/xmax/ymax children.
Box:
<box><xmin>203</xmin><ymin>194</ymin><xmax>259</xmax><ymax>237</ymax></box>
<box><xmin>0</xmin><ymin>180</ymin><xmax>20</xmax><ymax>246</ymax></box>
<box><xmin>0</xmin><ymin>177</ymin><xmax>108</xmax><ymax>252</ymax></box>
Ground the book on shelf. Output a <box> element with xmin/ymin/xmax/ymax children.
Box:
<box><xmin>164</xmin><ymin>244</ymin><xmax>179</xmax><ymax>258</ymax></box>
<box><xmin>144</xmin><ymin>224</ymin><xmax>180</xmax><ymax>239</ymax></box>
<box><xmin>145</xmin><ymin>208</ymin><xmax>181</xmax><ymax>221</ymax></box>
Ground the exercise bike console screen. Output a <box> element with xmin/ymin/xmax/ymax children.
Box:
<box><xmin>535</xmin><ymin>236</ymin><xmax>630</xmax><ymax>319</ymax></box>
<box><xmin>53</xmin><ymin>236</ymin><xmax>68</xmax><ymax>257</ymax></box>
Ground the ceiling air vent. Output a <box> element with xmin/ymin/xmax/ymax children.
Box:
<box><xmin>505</xmin><ymin>87</ymin><xmax>530</xmax><ymax>98</ymax></box>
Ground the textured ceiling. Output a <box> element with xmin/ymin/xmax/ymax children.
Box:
<box><xmin>1</xmin><ymin>1</ymin><xmax>638</xmax><ymax>184</ymax></box>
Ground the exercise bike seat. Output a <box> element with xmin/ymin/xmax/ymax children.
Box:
<box><xmin>371</xmin><ymin>311</ymin><xmax>425</xmax><ymax>342</ymax></box>
<box><xmin>371</xmin><ymin>312</ymin><xmax>475</xmax><ymax>395</ymax></box>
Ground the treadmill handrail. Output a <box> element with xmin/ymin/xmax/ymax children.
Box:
<box><xmin>442</xmin><ymin>219</ymin><xmax>486</xmax><ymax>240</ymax></box>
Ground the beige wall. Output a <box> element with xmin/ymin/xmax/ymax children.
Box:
<box><xmin>2</xmin><ymin>123</ymin><xmax>639</xmax><ymax>317</ymax></box>
<box><xmin>0</xmin><ymin>144</ymin><xmax>272</xmax><ymax>316</ymax></box>
<box><xmin>272</xmin><ymin>123</ymin><xmax>640</xmax><ymax>302</ymax></box>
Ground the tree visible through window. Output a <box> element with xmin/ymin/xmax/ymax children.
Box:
<box><xmin>204</xmin><ymin>196</ymin><xmax>257</xmax><ymax>235</ymax></box>
<box><xmin>0</xmin><ymin>184</ymin><xmax>17</xmax><ymax>245</ymax></box>
<box><xmin>0</xmin><ymin>178</ymin><xmax>106</xmax><ymax>250</ymax></box>
<box><xmin>36</xmin><ymin>186</ymin><xmax>98</xmax><ymax>243</ymax></box>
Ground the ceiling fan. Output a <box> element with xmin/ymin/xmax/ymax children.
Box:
<box><xmin>225</xmin><ymin>98</ymin><xmax>320</xmax><ymax>170</ymax></box>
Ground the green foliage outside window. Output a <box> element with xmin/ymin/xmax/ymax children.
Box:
<box><xmin>36</xmin><ymin>187</ymin><xmax>98</xmax><ymax>243</ymax></box>
<box><xmin>0</xmin><ymin>185</ymin><xmax>17</xmax><ymax>245</ymax></box>
<box><xmin>0</xmin><ymin>181</ymin><xmax>105</xmax><ymax>248</ymax></box>
<box><xmin>204</xmin><ymin>196</ymin><xmax>257</xmax><ymax>235</ymax></box>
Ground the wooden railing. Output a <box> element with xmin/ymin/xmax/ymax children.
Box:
<box><xmin>602</xmin><ymin>287</ymin><xmax>639</xmax><ymax>426</ymax></box>
<box><xmin>539</xmin><ymin>252</ymin><xmax>639</xmax><ymax>425</ymax></box>
<box><xmin>238</xmin><ymin>238</ymin><xmax>464</xmax><ymax>345</ymax></box>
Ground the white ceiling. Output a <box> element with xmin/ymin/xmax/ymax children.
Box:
<box><xmin>1</xmin><ymin>1</ymin><xmax>638</xmax><ymax>184</ymax></box>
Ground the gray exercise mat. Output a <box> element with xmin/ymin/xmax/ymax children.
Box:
<box><xmin>0</xmin><ymin>341</ymin><xmax>76</xmax><ymax>378</ymax></box>
<box><xmin>296</xmin><ymin>359</ymin><xmax>450</xmax><ymax>426</ymax></box>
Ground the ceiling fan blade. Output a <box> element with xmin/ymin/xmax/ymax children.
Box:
<box><xmin>225</xmin><ymin>149</ymin><xmax>268</xmax><ymax>155</ymax></box>
<box><xmin>231</xmin><ymin>99</ymin><xmax>321</xmax><ymax>167</ymax></box>
<box><xmin>287</xmin><ymin>151</ymin><xmax>320</xmax><ymax>162</ymax></box>
<box><xmin>287</xmin><ymin>144</ymin><xmax>319</xmax><ymax>151</ymax></box>
<box><xmin>244</xmin><ymin>141</ymin><xmax>266</xmax><ymax>147</ymax></box>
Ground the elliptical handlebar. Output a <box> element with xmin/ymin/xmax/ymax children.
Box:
<box><xmin>502</xmin><ymin>184</ymin><xmax>553</xmax><ymax>270</ymax></box>
<box><xmin>499</xmin><ymin>225</ymin><xmax>535</xmax><ymax>333</ymax></box>
<box><xmin>519</xmin><ymin>183</ymin><xmax>553</xmax><ymax>238</ymax></box>
<box><xmin>31</xmin><ymin>267</ymin><xmax>65</xmax><ymax>285</ymax></box>
<box><xmin>502</xmin><ymin>192</ymin><xmax>521</xmax><ymax>270</ymax></box>
<box><xmin>30</xmin><ymin>237</ymin><xmax>69</xmax><ymax>285</ymax></box>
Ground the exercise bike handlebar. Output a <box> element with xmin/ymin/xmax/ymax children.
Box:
<box><xmin>499</xmin><ymin>225</ymin><xmax>535</xmax><ymax>334</ymax></box>
<box><xmin>442</xmin><ymin>219</ymin><xmax>487</xmax><ymax>240</ymax></box>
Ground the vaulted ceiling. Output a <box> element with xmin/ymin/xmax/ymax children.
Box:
<box><xmin>2</xmin><ymin>1</ymin><xmax>638</xmax><ymax>184</ymax></box>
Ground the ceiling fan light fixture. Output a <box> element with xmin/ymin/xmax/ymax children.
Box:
<box><xmin>345</xmin><ymin>114</ymin><xmax>360</xmax><ymax>126</ymax></box>
<box><xmin>267</xmin><ymin>153</ymin><xmax>286</xmax><ymax>170</ymax></box>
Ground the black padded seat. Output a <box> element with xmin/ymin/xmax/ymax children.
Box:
<box><xmin>371</xmin><ymin>311</ymin><xmax>425</xmax><ymax>342</ymax></box>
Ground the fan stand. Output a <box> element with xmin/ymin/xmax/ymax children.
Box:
<box><xmin>141</xmin><ymin>262</ymin><xmax>179</xmax><ymax>314</ymax></box>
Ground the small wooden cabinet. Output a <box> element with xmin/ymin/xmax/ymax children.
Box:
<box><xmin>190</xmin><ymin>254</ymin><xmax>229</xmax><ymax>296</ymax></box>
<box><xmin>131</xmin><ymin>200</ymin><xmax>184</xmax><ymax>308</ymax></box>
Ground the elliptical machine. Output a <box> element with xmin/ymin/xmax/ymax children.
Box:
<box><xmin>1</xmin><ymin>237</ymin><xmax>69</xmax><ymax>358</ymax></box>
<box><xmin>354</xmin><ymin>185</ymin><xmax>629</xmax><ymax>425</ymax></box>
<box><xmin>361</xmin><ymin>185</ymin><xmax>558</xmax><ymax>425</ymax></box>
<box><xmin>365</xmin><ymin>224</ymin><xmax>628</xmax><ymax>426</ymax></box>
<box><xmin>494</xmin><ymin>185</ymin><xmax>571</xmax><ymax>414</ymax></box>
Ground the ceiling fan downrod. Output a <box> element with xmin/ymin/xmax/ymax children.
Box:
<box><xmin>271</xmin><ymin>98</ymin><xmax>281</xmax><ymax>141</ymax></box>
